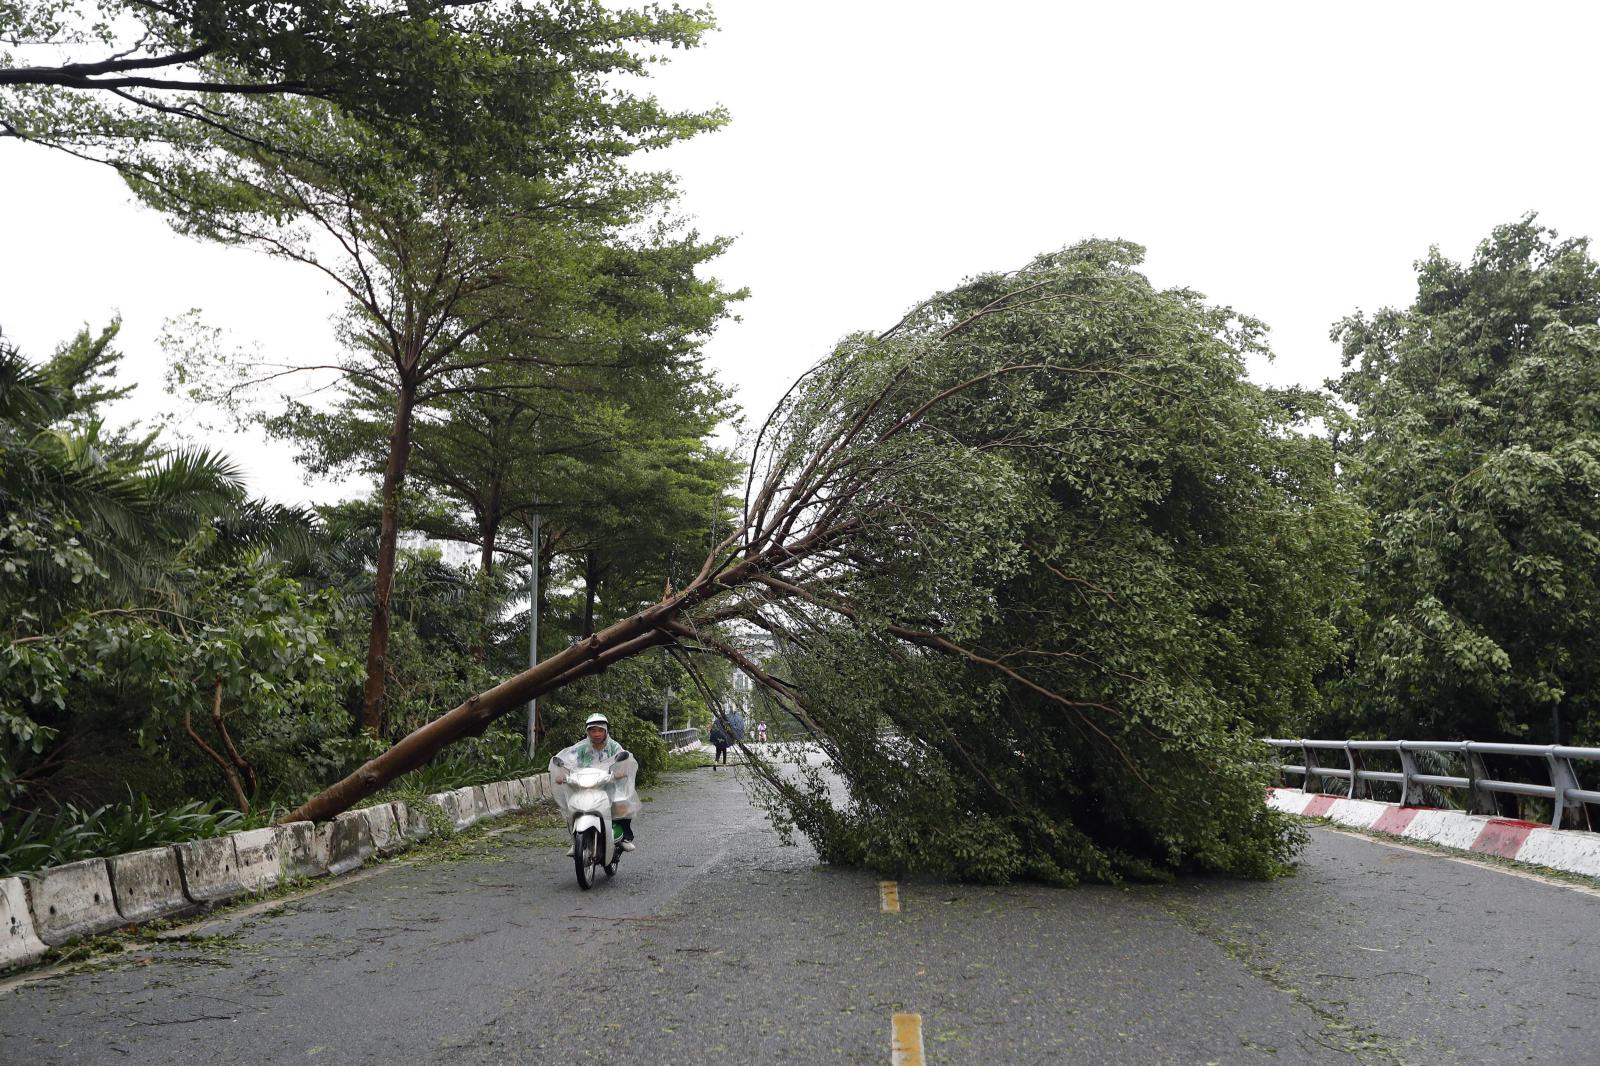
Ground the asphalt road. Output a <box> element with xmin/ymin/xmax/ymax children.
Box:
<box><xmin>2</xmin><ymin>764</ymin><xmax>1597</xmax><ymax>1065</ymax></box>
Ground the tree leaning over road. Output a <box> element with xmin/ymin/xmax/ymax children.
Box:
<box><xmin>286</xmin><ymin>240</ymin><xmax>1364</xmax><ymax>884</ymax></box>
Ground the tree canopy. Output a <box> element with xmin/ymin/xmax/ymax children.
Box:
<box><xmin>0</xmin><ymin>0</ymin><xmax>721</xmax><ymax>176</ymax></box>
<box><xmin>1323</xmin><ymin>217</ymin><xmax>1600</xmax><ymax>746</ymax></box>
<box><xmin>0</xmin><ymin>327</ymin><xmax>356</xmax><ymax>812</ymax></box>
<box><xmin>289</xmin><ymin>240</ymin><xmax>1364</xmax><ymax>884</ymax></box>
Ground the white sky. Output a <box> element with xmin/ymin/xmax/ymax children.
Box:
<box><xmin>3</xmin><ymin>0</ymin><xmax>1598</xmax><ymax>504</ymax></box>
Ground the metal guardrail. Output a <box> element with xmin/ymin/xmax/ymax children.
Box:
<box><xmin>660</xmin><ymin>728</ymin><xmax>700</xmax><ymax>751</ymax></box>
<box><xmin>1265</xmin><ymin>738</ymin><xmax>1600</xmax><ymax>830</ymax></box>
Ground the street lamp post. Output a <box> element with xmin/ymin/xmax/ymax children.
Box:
<box><xmin>525</xmin><ymin>511</ymin><xmax>541</xmax><ymax>759</ymax></box>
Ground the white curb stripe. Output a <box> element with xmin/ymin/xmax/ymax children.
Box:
<box><xmin>1269</xmin><ymin>788</ymin><xmax>1600</xmax><ymax>883</ymax></box>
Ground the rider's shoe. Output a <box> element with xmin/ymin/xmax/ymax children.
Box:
<box><xmin>620</xmin><ymin>840</ymin><xmax>636</xmax><ymax>852</ymax></box>
<box><xmin>564</xmin><ymin>845</ymin><xmax>575</xmax><ymax>857</ymax></box>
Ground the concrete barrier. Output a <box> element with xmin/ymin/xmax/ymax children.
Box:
<box><xmin>538</xmin><ymin>772</ymin><xmax>553</xmax><ymax>798</ymax></box>
<box><xmin>448</xmin><ymin>786</ymin><xmax>485</xmax><ymax>827</ymax></box>
<box><xmin>175</xmin><ymin>836</ymin><xmax>246</xmax><ymax>904</ymax></box>
<box><xmin>395</xmin><ymin>801</ymin><xmax>432</xmax><ymax>842</ymax></box>
<box><xmin>1269</xmin><ymin>787</ymin><xmax>1600</xmax><ymax>881</ymax></box>
<box><xmin>275</xmin><ymin>821</ymin><xmax>327</xmax><ymax>880</ymax></box>
<box><xmin>518</xmin><ymin>776</ymin><xmax>541</xmax><ymax>804</ymax></box>
<box><xmin>27</xmin><ymin>857</ymin><xmax>124</xmax><ymax>946</ymax></box>
<box><xmin>107</xmin><ymin>847</ymin><xmax>193</xmax><ymax>924</ymax></box>
<box><xmin>482</xmin><ymin>781</ymin><xmax>513</xmax><ymax>816</ymax></box>
<box><xmin>1404</xmin><ymin>809</ymin><xmax>1490</xmax><ymax>851</ymax></box>
<box><xmin>231</xmin><ymin>828</ymin><xmax>282</xmax><ymax>892</ymax></box>
<box><xmin>469</xmin><ymin>785</ymin><xmax>491</xmax><ymax>822</ymax></box>
<box><xmin>361</xmin><ymin>804</ymin><xmax>405</xmax><ymax>856</ymax></box>
<box><xmin>1</xmin><ymin>876</ymin><xmax>48</xmax><ymax>971</ymax></box>
<box><xmin>317</xmin><ymin>811</ymin><xmax>373</xmax><ymax>876</ymax></box>
<box><xmin>505</xmin><ymin>778</ymin><xmax>530</xmax><ymax>809</ymax></box>
<box><xmin>1518</xmin><ymin>827</ymin><xmax>1600</xmax><ymax>877</ymax></box>
<box><xmin>427</xmin><ymin>791</ymin><xmax>471</xmax><ymax>831</ymax></box>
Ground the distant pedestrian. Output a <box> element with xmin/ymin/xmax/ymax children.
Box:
<box><xmin>757</xmin><ymin>721</ymin><xmax>768</xmax><ymax>744</ymax></box>
<box><xmin>710</xmin><ymin>720</ymin><xmax>731</xmax><ymax>767</ymax></box>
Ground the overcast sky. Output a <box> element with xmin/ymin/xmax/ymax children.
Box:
<box><xmin>3</xmin><ymin>0</ymin><xmax>1598</xmax><ymax>504</ymax></box>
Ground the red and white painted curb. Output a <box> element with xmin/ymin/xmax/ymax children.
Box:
<box><xmin>1269</xmin><ymin>787</ymin><xmax>1600</xmax><ymax>879</ymax></box>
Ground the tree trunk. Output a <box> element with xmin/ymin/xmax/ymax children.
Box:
<box><xmin>284</xmin><ymin>605</ymin><xmax>678</xmax><ymax>823</ymax></box>
<box><xmin>209</xmin><ymin>673</ymin><xmax>257</xmax><ymax>797</ymax></box>
<box><xmin>284</xmin><ymin>530</ymin><xmax>806</xmax><ymax>824</ymax></box>
<box><xmin>582</xmin><ymin>550</ymin><xmax>599</xmax><ymax>638</ymax></box>
<box><xmin>470</xmin><ymin>502</ymin><xmax>502</xmax><ymax>661</ymax></box>
<box><xmin>360</xmin><ymin>377</ymin><xmax>419</xmax><ymax>736</ymax></box>
<box><xmin>186</xmin><ymin>678</ymin><xmax>250</xmax><ymax>815</ymax></box>
<box><xmin>478</xmin><ymin>483</ymin><xmax>502</xmax><ymax>576</ymax></box>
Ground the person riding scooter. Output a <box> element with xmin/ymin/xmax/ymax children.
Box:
<box><xmin>551</xmin><ymin>713</ymin><xmax>637</xmax><ymax>854</ymax></box>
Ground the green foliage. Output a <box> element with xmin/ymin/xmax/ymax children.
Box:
<box><xmin>0</xmin><ymin>795</ymin><xmax>241</xmax><ymax>878</ymax></box>
<box><xmin>378</xmin><ymin>728</ymin><xmax>540</xmax><ymax>796</ymax></box>
<box><xmin>2</xmin><ymin>0</ymin><xmax>723</xmax><ymax>181</ymax></box>
<box><xmin>0</xmin><ymin>330</ymin><xmax>360</xmax><ymax>812</ymax></box>
<box><xmin>1324</xmin><ymin>217</ymin><xmax>1600</xmax><ymax>745</ymax></box>
<box><xmin>744</xmin><ymin>239</ymin><xmax>1361</xmax><ymax>884</ymax></box>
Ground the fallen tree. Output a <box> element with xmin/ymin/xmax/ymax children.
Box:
<box><xmin>285</xmin><ymin>239</ymin><xmax>1363</xmax><ymax>883</ymax></box>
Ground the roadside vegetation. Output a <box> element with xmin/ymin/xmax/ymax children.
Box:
<box><xmin>3</xmin><ymin>2</ymin><xmax>1598</xmax><ymax>884</ymax></box>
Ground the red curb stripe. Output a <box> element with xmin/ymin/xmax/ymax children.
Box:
<box><xmin>1371</xmin><ymin>806</ymin><xmax>1421</xmax><ymax>836</ymax></box>
<box><xmin>1302</xmin><ymin>795</ymin><xmax>1338</xmax><ymax>817</ymax></box>
<box><xmin>1471</xmin><ymin>819</ymin><xmax>1536</xmax><ymax>859</ymax></box>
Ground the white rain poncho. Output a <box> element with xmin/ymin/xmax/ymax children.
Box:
<box><xmin>549</xmin><ymin>736</ymin><xmax>640</xmax><ymax>829</ymax></box>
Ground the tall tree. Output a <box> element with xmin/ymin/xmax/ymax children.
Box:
<box><xmin>1</xmin><ymin>0</ymin><xmax>720</xmax><ymax>176</ymax></box>
<box><xmin>138</xmin><ymin>86</ymin><xmax>727</xmax><ymax>733</ymax></box>
<box><xmin>1325</xmin><ymin>217</ymin><xmax>1600</xmax><ymax>745</ymax></box>
<box><xmin>286</xmin><ymin>240</ymin><xmax>1363</xmax><ymax>885</ymax></box>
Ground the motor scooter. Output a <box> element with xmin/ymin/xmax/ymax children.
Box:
<box><xmin>551</xmin><ymin>751</ymin><xmax>633</xmax><ymax>890</ymax></box>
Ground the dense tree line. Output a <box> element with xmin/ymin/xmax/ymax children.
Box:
<box><xmin>0</xmin><ymin>0</ymin><xmax>740</xmax><ymax>830</ymax></box>
<box><xmin>6</xmin><ymin>1</ymin><xmax>1598</xmax><ymax>882</ymax></box>
<box><xmin>1321</xmin><ymin>217</ymin><xmax>1600</xmax><ymax>749</ymax></box>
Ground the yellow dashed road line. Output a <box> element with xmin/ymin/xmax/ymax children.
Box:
<box><xmin>892</xmin><ymin>1012</ymin><xmax>925</xmax><ymax>1066</ymax></box>
<box><xmin>879</xmin><ymin>883</ymin><xmax>920</xmax><ymax>1064</ymax></box>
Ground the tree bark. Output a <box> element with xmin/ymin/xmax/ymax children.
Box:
<box><xmin>208</xmin><ymin>673</ymin><xmax>257</xmax><ymax>797</ymax></box>
<box><xmin>582</xmin><ymin>550</ymin><xmax>599</xmax><ymax>638</ymax></box>
<box><xmin>185</xmin><ymin>678</ymin><xmax>250</xmax><ymax>815</ymax></box>
<box><xmin>478</xmin><ymin>482</ymin><xmax>502</xmax><ymax>576</ymax></box>
<box><xmin>360</xmin><ymin>376</ymin><xmax>419</xmax><ymax>736</ymax></box>
<box><xmin>470</xmin><ymin>498</ymin><xmax>502</xmax><ymax>661</ymax></box>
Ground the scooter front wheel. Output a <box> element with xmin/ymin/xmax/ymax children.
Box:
<box><xmin>574</xmin><ymin>828</ymin><xmax>598</xmax><ymax>890</ymax></box>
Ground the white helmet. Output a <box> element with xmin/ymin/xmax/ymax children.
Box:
<box><xmin>584</xmin><ymin>713</ymin><xmax>610</xmax><ymax>733</ymax></box>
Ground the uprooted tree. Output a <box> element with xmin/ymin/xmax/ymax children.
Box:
<box><xmin>285</xmin><ymin>239</ymin><xmax>1364</xmax><ymax>883</ymax></box>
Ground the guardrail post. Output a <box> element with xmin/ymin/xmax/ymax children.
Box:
<box><xmin>1344</xmin><ymin>743</ymin><xmax>1364</xmax><ymax>800</ymax></box>
<box><xmin>1398</xmin><ymin>746</ymin><xmax>1419</xmax><ymax>807</ymax></box>
<box><xmin>1546</xmin><ymin>753</ymin><xmax>1588</xmax><ymax>830</ymax></box>
<box><xmin>1302</xmin><ymin>743</ymin><xmax>1324</xmax><ymax>794</ymax></box>
<box><xmin>1464</xmin><ymin>749</ymin><xmax>1496</xmax><ymax>815</ymax></box>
